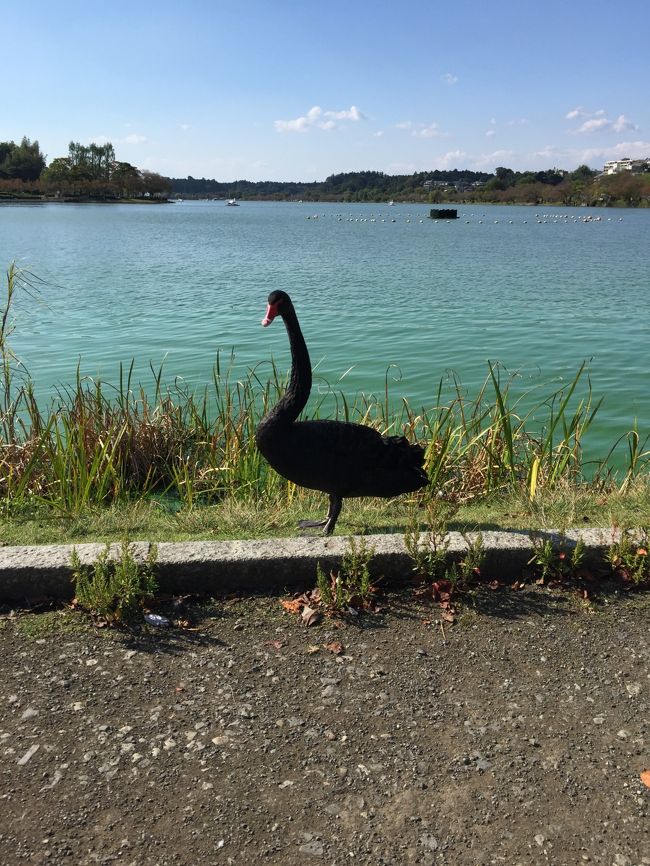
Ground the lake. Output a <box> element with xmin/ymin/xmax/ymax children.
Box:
<box><xmin>1</xmin><ymin>199</ymin><xmax>648</xmax><ymax>463</ymax></box>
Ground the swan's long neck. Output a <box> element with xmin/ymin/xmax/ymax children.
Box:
<box><xmin>273</xmin><ymin>303</ymin><xmax>312</xmax><ymax>424</ymax></box>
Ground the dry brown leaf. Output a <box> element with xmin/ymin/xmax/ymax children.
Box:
<box><xmin>281</xmin><ymin>599</ymin><xmax>303</xmax><ymax>614</ymax></box>
<box><xmin>441</xmin><ymin>610</ymin><xmax>455</xmax><ymax>623</ymax></box>
<box><xmin>265</xmin><ymin>639</ymin><xmax>285</xmax><ymax>650</ymax></box>
<box><xmin>306</xmin><ymin>645</ymin><xmax>320</xmax><ymax>654</ymax></box>
<box><xmin>301</xmin><ymin>605</ymin><xmax>322</xmax><ymax>627</ymax></box>
<box><xmin>641</xmin><ymin>769</ymin><xmax>650</xmax><ymax>788</ymax></box>
<box><xmin>324</xmin><ymin>641</ymin><xmax>345</xmax><ymax>655</ymax></box>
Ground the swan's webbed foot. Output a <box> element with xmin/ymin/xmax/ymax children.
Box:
<box><xmin>298</xmin><ymin>518</ymin><xmax>327</xmax><ymax>530</ymax></box>
<box><xmin>297</xmin><ymin>495</ymin><xmax>342</xmax><ymax>537</ymax></box>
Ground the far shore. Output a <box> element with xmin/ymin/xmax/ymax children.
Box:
<box><xmin>1</xmin><ymin>193</ymin><xmax>647</xmax><ymax>208</ymax></box>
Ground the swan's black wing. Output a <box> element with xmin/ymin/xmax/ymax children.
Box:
<box><xmin>259</xmin><ymin>419</ymin><xmax>428</xmax><ymax>498</ymax></box>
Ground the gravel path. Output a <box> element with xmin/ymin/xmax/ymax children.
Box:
<box><xmin>1</xmin><ymin>588</ymin><xmax>648</xmax><ymax>866</ymax></box>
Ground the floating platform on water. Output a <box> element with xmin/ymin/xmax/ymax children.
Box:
<box><xmin>429</xmin><ymin>208</ymin><xmax>458</xmax><ymax>220</ymax></box>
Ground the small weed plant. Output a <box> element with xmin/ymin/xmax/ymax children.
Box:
<box><xmin>316</xmin><ymin>536</ymin><xmax>376</xmax><ymax>612</ymax></box>
<box><xmin>607</xmin><ymin>527</ymin><xmax>650</xmax><ymax>585</ymax></box>
<box><xmin>528</xmin><ymin>531</ymin><xmax>586</xmax><ymax>583</ymax></box>
<box><xmin>404</xmin><ymin>497</ymin><xmax>485</xmax><ymax>589</ymax></box>
<box><xmin>71</xmin><ymin>539</ymin><xmax>158</xmax><ymax>624</ymax></box>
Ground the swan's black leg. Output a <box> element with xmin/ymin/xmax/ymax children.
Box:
<box><xmin>322</xmin><ymin>494</ymin><xmax>342</xmax><ymax>536</ymax></box>
<box><xmin>298</xmin><ymin>494</ymin><xmax>343</xmax><ymax>535</ymax></box>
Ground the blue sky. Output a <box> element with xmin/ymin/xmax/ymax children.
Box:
<box><xmin>5</xmin><ymin>0</ymin><xmax>650</xmax><ymax>181</ymax></box>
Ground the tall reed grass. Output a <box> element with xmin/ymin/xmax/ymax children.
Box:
<box><xmin>1</xmin><ymin>263</ymin><xmax>648</xmax><ymax>519</ymax></box>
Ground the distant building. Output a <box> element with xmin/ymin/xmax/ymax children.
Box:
<box><xmin>602</xmin><ymin>157</ymin><xmax>650</xmax><ymax>175</ymax></box>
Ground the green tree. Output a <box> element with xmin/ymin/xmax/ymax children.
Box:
<box><xmin>67</xmin><ymin>141</ymin><xmax>116</xmax><ymax>180</ymax></box>
<box><xmin>141</xmin><ymin>171</ymin><xmax>171</xmax><ymax>198</ymax></box>
<box><xmin>570</xmin><ymin>164</ymin><xmax>596</xmax><ymax>181</ymax></box>
<box><xmin>495</xmin><ymin>166</ymin><xmax>516</xmax><ymax>187</ymax></box>
<box><xmin>41</xmin><ymin>157</ymin><xmax>72</xmax><ymax>184</ymax></box>
<box><xmin>0</xmin><ymin>137</ymin><xmax>46</xmax><ymax>181</ymax></box>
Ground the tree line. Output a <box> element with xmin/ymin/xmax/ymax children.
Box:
<box><xmin>1</xmin><ymin>135</ymin><xmax>649</xmax><ymax>206</ymax></box>
<box><xmin>0</xmin><ymin>139</ymin><xmax>170</xmax><ymax>200</ymax></box>
<box><xmin>170</xmin><ymin>165</ymin><xmax>650</xmax><ymax>207</ymax></box>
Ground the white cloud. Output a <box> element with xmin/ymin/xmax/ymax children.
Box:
<box><xmin>569</xmin><ymin>108</ymin><xmax>638</xmax><ymax>135</ymax></box>
<box><xmin>396</xmin><ymin>120</ymin><xmax>445</xmax><ymax>138</ymax></box>
<box><xmin>531</xmin><ymin>145</ymin><xmax>562</xmax><ymax>162</ymax></box>
<box><xmin>565</xmin><ymin>107</ymin><xmax>584</xmax><ymax>120</ymax></box>
<box><xmin>441</xmin><ymin>72</ymin><xmax>458</xmax><ymax>85</ymax></box>
<box><xmin>414</xmin><ymin>123</ymin><xmax>443</xmax><ymax>139</ymax></box>
<box><xmin>612</xmin><ymin>114</ymin><xmax>637</xmax><ymax>133</ymax></box>
<box><xmin>274</xmin><ymin>105</ymin><xmax>365</xmax><ymax>133</ymax></box>
<box><xmin>324</xmin><ymin>105</ymin><xmax>365</xmax><ymax>121</ymax></box>
<box><xmin>519</xmin><ymin>140</ymin><xmax>650</xmax><ymax>171</ymax></box>
<box><xmin>373</xmin><ymin>130</ymin><xmax>384</xmax><ymax>137</ymax></box>
<box><xmin>576</xmin><ymin>117</ymin><xmax>610</xmax><ymax>133</ymax></box>
<box><xmin>573</xmin><ymin>140</ymin><xmax>650</xmax><ymax>163</ymax></box>
<box><xmin>435</xmin><ymin>150</ymin><xmax>466</xmax><ymax>169</ymax></box>
<box><xmin>180</xmin><ymin>124</ymin><xmax>190</xmax><ymax>131</ymax></box>
<box><xmin>485</xmin><ymin>129</ymin><xmax>496</xmax><ymax>138</ymax></box>
<box><xmin>89</xmin><ymin>133</ymin><xmax>147</xmax><ymax>146</ymax></box>
<box><xmin>472</xmin><ymin>149</ymin><xmax>515</xmax><ymax>169</ymax></box>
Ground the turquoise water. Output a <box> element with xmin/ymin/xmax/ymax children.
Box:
<box><xmin>1</xmin><ymin>200</ymin><xmax>648</xmax><ymax>462</ymax></box>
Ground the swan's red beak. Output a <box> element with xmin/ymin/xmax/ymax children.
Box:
<box><xmin>262</xmin><ymin>302</ymin><xmax>279</xmax><ymax>327</ymax></box>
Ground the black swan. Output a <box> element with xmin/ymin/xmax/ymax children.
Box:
<box><xmin>255</xmin><ymin>290</ymin><xmax>428</xmax><ymax>535</ymax></box>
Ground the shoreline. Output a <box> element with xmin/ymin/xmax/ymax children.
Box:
<box><xmin>1</xmin><ymin>193</ymin><xmax>648</xmax><ymax>208</ymax></box>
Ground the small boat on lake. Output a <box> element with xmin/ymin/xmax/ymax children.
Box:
<box><xmin>226</xmin><ymin>198</ymin><xmax>239</xmax><ymax>206</ymax></box>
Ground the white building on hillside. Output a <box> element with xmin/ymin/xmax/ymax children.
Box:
<box><xmin>603</xmin><ymin>157</ymin><xmax>650</xmax><ymax>175</ymax></box>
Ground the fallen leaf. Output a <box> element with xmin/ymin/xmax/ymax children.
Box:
<box><xmin>441</xmin><ymin>610</ymin><xmax>455</xmax><ymax>623</ymax></box>
<box><xmin>640</xmin><ymin>769</ymin><xmax>650</xmax><ymax>788</ymax></box>
<box><xmin>325</xmin><ymin>641</ymin><xmax>344</xmax><ymax>655</ymax></box>
<box><xmin>306</xmin><ymin>645</ymin><xmax>320</xmax><ymax>654</ymax></box>
<box><xmin>301</xmin><ymin>605</ymin><xmax>322</xmax><ymax>627</ymax></box>
<box><xmin>265</xmin><ymin>639</ymin><xmax>285</xmax><ymax>650</ymax></box>
<box><xmin>281</xmin><ymin>599</ymin><xmax>303</xmax><ymax>614</ymax></box>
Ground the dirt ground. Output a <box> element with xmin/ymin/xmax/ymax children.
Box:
<box><xmin>0</xmin><ymin>586</ymin><xmax>648</xmax><ymax>866</ymax></box>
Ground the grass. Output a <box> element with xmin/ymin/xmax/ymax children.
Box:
<box><xmin>1</xmin><ymin>261</ymin><xmax>650</xmax><ymax>546</ymax></box>
<box><xmin>1</xmin><ymin>480</ymin><xmax>649</xmax><ymax>546</ymax></box>
<box><xmin>9</xmin><ymin>608</ymin><xmax>92</xmax><ymax>639</ymax></box>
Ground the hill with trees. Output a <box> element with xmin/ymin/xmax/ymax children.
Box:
<box><xmin>1</xmin><ymin>135</ymin><xmax>649</xmax><ymax>207</ymax></box>
<box><xmin>168</xmin><ymin>165</ymin><xmax>650</xmax><ymax>207</ymax></box>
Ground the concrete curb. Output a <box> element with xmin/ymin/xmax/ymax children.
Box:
<box><xmin>0</xmin><ymin>528</ymin><xmax>621</xmax><ymax>604</ymax></box>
